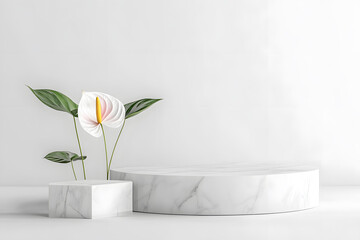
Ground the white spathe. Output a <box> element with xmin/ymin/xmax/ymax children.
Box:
<box><xmin>78</xmin><ymin>92</ymin><xmax>125</xmax><ymax>137</ymax></box>
<box><xmin>49</xmin><ymin>180</ymin><xmax>132</xmax><ymax>219</ymax></box>
<box><xmin>110</xmin><ymin>163</ymin><xmax>319</xmax><ymax>215</ymax></box>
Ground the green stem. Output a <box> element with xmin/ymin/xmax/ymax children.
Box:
<box><xmin>73</xmin><ymin>116</ymin><xmax>86</xmax><ymax>180</ymax></box>
<box><xmin>70</xmin><ymin>160</ymin><xmax>77</xmax><ymax>180</ymax></box>
<box><xmin>100</xmin><ymin>124</ymin><xmax>109</xmax><ymax>180</ymax></box>
<box><xmin>108</xmin><ymin>120</ymin><xmax>126</xmax><ymax>177</ymax></box>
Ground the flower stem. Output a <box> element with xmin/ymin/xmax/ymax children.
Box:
<box><xmin>107</xmin><ymin>120</ymin><xmax>126</xmax><ymax>177</ymax></box>
<box><xmin>73</xmin><ymin>116</ymin><xmax>86</xmax><ymax>180</ymax></box>
<box><xmin>70</xmin><ymin>160</ymin><xmax>77</xmax><ymax>180</ymax></box>
<box><xmin>100</xmin><ymin>124</ymin><xmax>109</xmax><ymax>180</ymax></box>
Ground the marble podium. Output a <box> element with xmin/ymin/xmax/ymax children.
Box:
<box><xmin>110</xmin><ymin>163</ymin><xmax>319</xmax><ymax>215</ymax></box>
<box><xmin>49</xmin><ymin>180</ymin><xmax>132</xmax><ymax>219</ymax></box>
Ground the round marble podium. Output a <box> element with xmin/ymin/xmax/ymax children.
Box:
<box><xmin>110</xmin><ymin>163</ymin><xmax>319</xmax><ymax>215</ymax></box>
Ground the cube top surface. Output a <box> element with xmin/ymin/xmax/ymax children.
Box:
<box><xmin>49</xmin><ymin>180</ymin><xmax>131</xmax><ymax>186</ymax></box>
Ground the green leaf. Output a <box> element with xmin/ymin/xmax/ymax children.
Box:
<box><xmin>27</xmin><ymin>86</ymin><xmax>79</xmax><ymax>117</ymax></box>
<box><xmin>124</xmin><ymin>98</ymin><xmax>162</xmax><ymax>119</ymax></box>
<box><xmin>44</xmin><ymin>151</ymin><xmax>87</xmax><ymax>164</ymax></box>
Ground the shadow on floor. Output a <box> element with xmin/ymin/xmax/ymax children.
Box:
<box><xmin>16</xmin><ymin>199</ymin><xmax>48</xmax><ymax>217</ymax></box>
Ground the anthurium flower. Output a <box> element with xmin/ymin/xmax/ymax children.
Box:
<box><xmin>78</xmin><ymin>92</ymin><xmax>125</xmax><ymax>137</ymax></box>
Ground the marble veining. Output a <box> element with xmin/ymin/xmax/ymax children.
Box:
<box><xmin>110</xmin><ymin>163</ymin><xmax>319</xmax><ymax>215</ymax></box>
<box><xmin>49</xmin><ymin>180</ymin><xmax>132</xmax><ymax>219</ymax></box>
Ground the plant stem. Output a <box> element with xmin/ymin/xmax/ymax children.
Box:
<box><xmin>107</xmin><ymin>120</ymin><xmax>126</xmax><ymax>177</ymax></box>
<box><xmin>100</xmin><ymin>124</ymin><xmax>109</xmax><ymax>180</ymax></box>
<box><xmin>70</xmin><ymin>160</ymin><xmax>77</xmax><ymax>180</ymax></box>
<box><xmin>73</xmin><ymin>116</ymin><xmax>86</xmax><ymax>180</ymax></box>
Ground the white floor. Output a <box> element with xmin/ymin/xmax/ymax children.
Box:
<box><xmin>0</xmin><ymin>186</ymin><xmax>359</xmax><ymax>240</ymax></box>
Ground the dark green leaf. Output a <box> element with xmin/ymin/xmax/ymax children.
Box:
<box><xmin>71</xmin><ymin>109</ymin><xmax>78</xmax><ymax>117</ymax></box>
<box><xmin>124</xmin><ymin>98</ymin><xmax>162</xmax><ymax>119</ymax></box>
<box><xmin>44</xmin><ymin>151</ymin><xmax>87</xmax><ymax>164</ymax></box>
<box><xmin>27</xmin><ymin>86</ymin><xmax>78</xmax><ymax>117</ymax></box>
<box><xmin>71</xmin><ymin>155</ymin><xmax>87</xmax><ymax>161</ymax></box>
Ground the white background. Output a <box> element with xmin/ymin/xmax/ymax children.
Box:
<box><xmin>1</xmin><ymin>0</ymin><xmax>359</xmax><ymax>185</ymax></box>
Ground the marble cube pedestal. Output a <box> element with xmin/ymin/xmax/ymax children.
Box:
<box><xmin>49</xmin><ymin>180</ymin><xmax>132</xmax><ymax>219</ymax></box>
<box><xmin>110</xmin><ymin>163</ymin><xmax>319</xmax><ymax>215</ymax></box>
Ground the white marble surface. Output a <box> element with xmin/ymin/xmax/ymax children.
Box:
<box><xmin>0</xmin><ymin>186</ymin><xmax>360</xmax><ymax>240</ymax></box>
<box><xmin>110</xmin><ymin>163</ymin><xmax>319</xmax><ymax>215</ymax></box>
<box><xmin>49</xmin><ymin>180</ymin><xmax>132</xmax><ymax>219</ymax></box>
